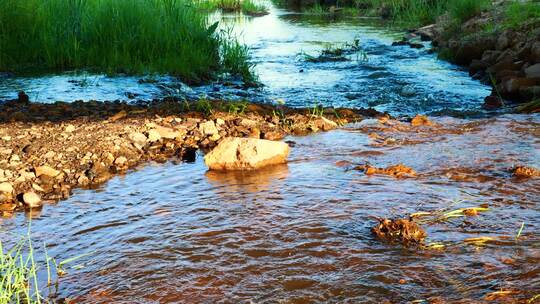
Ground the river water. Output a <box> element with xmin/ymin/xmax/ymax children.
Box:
<box><xmin>1</xmin><ymin>7</ymin><xmax>539</xmax><ymax>303</ymax></box>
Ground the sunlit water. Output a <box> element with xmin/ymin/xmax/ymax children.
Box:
<box><xmin>1</xmin><ymin>6</ymin><xmax>539</xmax><ymax>303</ymax></box>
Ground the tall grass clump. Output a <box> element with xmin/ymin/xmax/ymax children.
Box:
<box><xmin>1</xmin><ymin>234</ymin><xmax>53</xmax><ymax>304</ymax></box>
<box><xmin>0</xmin><ymin>0</ymin><xmax>255</xmax><ymax>82</ymax></box>
<box><xmin>504</xmin><ymin>1</ymin><xmax>540</xmax><ymax>29</ymax></box>
<box><xmin>241</xmin><ymin>0</ymin><xmax>269</xmax><ymax>16</ymax></box>
<box><xmin>447</xmin><ymin>0</ymin><xmax>489</xmax><ymax>23</ymax></box>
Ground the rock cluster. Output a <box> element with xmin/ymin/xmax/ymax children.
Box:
<box><xmin>0</xmin><ymin>99</ymin><xmax>367</xmax><ymax>216</ymax></box>
<box><xmin>430</xmin><ymin>9</ymin><xmax>540</xmax><ymax>106</ymax></box>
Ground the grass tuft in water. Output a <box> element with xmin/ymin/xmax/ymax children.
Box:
<box><xmin>0</xmin><ymin>0</ymin><xmax>255</xmax><ymax>82</ymax></box>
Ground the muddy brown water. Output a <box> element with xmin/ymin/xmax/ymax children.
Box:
<box><xmin>1</xmin><ymin>6</ymin><xmax>540</xmax><ymax>304</ymax></box>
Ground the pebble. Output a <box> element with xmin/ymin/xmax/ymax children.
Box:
<box><xmin>23</xmin><ymin>192</ymin><xmax>42</xmax><ymax>208</ymax></box>
<box><xmin>0</xmin><ymin>182</ymin><xmax>13</xmax><ymax>193</ymax></box>
<box><xmin>115</xmin><ymin>156</ymin><xmax>128</xmax><ymax>166</ymax></box>
<box><xmin>199</xmin><ymin>121</ymin><xmax>219</xmax><ymax>136</ymax></box>
<box><xmin>35</xmin><ymin>165</ymin><xmax>60</xmax><ymax>177</ymax></box>
<box><xmin>147</xmin><ymin>129</ymin><xmax>162</xmax><ymax>142</ymax></box>
<box><xmin>128</xmin><ymin>132</ymin><xmax>147</xmax><ymax>147</ymax></box>
<box><xmin>64</xmin><ymin>124</ymin><xmax>76</xmax><ymax>133</ymax></box>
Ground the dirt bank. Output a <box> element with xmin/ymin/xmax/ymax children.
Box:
<box><xmin>0</xmin><ymin>96</ymin><xmax>380</xmax><ymax>216</ymax></box>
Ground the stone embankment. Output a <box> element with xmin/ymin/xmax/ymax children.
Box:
<box><xmin>408</xmin><ymin>3</ymin><xmax>540</xmax><ymax>111</ymax></box>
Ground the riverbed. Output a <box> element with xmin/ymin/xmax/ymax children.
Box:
<box><xmin>1</xmin><ymin>6</ymin><xmax>539</xmax><ymax>303</ymax></box>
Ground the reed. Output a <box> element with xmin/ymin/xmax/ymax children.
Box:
<box><xmin>0</xmin><ymin>0</ymin><xmax>254</xmax><ymax>82</ymax></box>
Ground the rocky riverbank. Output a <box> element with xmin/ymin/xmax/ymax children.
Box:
<box><xmin>0</xmin><ymin>96</ymin><xmax>377</xmax><ymax>216</ymax></box>
<box><xmin>410</xmin><ymin>2</ymin><xmax>540</xmax><ymax>111</ymax></box>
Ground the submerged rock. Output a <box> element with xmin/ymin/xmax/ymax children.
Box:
<box><xmin>372</xmin><ymin>218</ymin><xmax>426</xmax><ymax>245</ymax></box>
<box><xmin>204</xmin><ymin>137</ymin><xmax>289</xmax><ymax>171</ymax></box>
<box><xmin>512</xmin><ymin>166</ymin><xmax>540</xmax><ymax>178</ymax></box>
<box><xmin>410</xmin><ymin>114</ymin><xmax>432</xmax><ymax>127</ymax></box>
<box><xmin>355</xmin><ymin>163</ymin><xmax>416</xmax><ymax>178</ymax></box>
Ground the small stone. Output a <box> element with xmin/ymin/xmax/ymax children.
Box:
<box><xmin>153</xmin><ymin>126</ymin><xmax>180</xmax><ymax>140</ymax></box>
<box><xmin>0</xmin><ymin>148</ymin><xmax>12</xmax><ymax>155</ymax></box>
<box><xmin>64</xmin><ymin>124</ymin><xmax>76</xmax><ymax>133</ymax></box>
<box><xmin>23</xmin><ymin>192</ymin><xmax>42</xmax><ymax>208</ymax></box>
<box><xmin>128</xmin><ymin>132</ymin><xmax>147</xmax><ymax>148</ymax></box>
<box><xmin>525</xmin><ymin>63</ymin><xmax>540</xmax><ymax>79</ymax></box>
<box><xmin>32</xmin><ymin>183</ymin><xmax>45</xmax><ymax>192</ymax></box>
<box><xmin>147</xmin><ymin>129</ymin><xmax>162</xmax><ymax>142</ymax></box>
<box><xmin>77</xmin><ymin>175</ymin><xmax>90</xmax><ymax>186</ymax></box>
<box><xmin>35</xmin><ymin>165</ymin><xmax>60</xmax><ymax>177</ymax></box>
<box><xmin>109</xmin><ymin>110</ymin><xmax>127</xmax><ymax>122</ymax></box>
<box><xmin>411</xmin><ymin>114</ymin><xmax>432</xmax><ymax>127</ymax></box>
<box><xmin>0</xmin><ymin>182</ymin><xmax>13</xmax><ymax>194</ymax></box>
<box><xmin>2</xmin><ymin>136</ymin><xmax>11</xmax><ymax>141</ymax></box>
<box><xmin>199</xmin><ymin>121</ymin><xmax>219</xmax><ymax>136</ymax></box>
<box><xmin>10</xmin><ymin>154</ymin><xmax>20</xmax><ymax>163</ymax></box>
<box><xmin>114</xmin><ymin>156</ymin><xmax>128</xmax><ymax>166</ymax></box>
<box><xmin>216</xmin><ymin>118</ymin><xmax>225</xmax><ymax>126</ymax></box>
<box><xmin>43</xmin><ymin>151</ymin><xmax>56</xmax><ymax>159</ymax></box>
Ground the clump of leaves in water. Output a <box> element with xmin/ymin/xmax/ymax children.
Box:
<box><xmin>301</xmin><ymin>38</ymin><xmax>368</xmax><ymax>63</ymax></box>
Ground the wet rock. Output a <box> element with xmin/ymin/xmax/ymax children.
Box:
<box><xmin>263</xmin><ymin>131</ymin><xmax>285</xmax><ymax>141</ymax></box>
<box><xmin>355</xmin><ymin>164</ymin><xmax>416</xmax><ymax>178</ymax></box>
<box><xmin>525</xmin><ymin>63</ymin><xmax>540</xmax><ymax>79</ymax></box>
<box><xmin>531</xmin><ymin>41</ymin><xmax>540</xmax><ymax>62</ymax></box>
<box><xmin>502</xmin><ymin>78</ymin><xmax>537</xmax><ymax>95</ymax></box>
<box><xmin>35</xmin><ymin>165</ymin><xmax>60</xmax><ymax>178</ymax></box>
<box><xmin>512</xmin><ymin>166</ymin><xmax>540</xmax><ymax>178</ymax></box>
<box><xmin>410</xmin><ymin>114</ymin><xmax>432</xmax><ymax>127</ymax></box>
<box><xmin>18</xmin><ymin>91</ymin><xmax>29</xmax><ymax>103</ymax></box>
<box><xmin>483</xmin><ymin>95</ymin><xmax>504</xmax><ymax>110</ymax></box>
<box><xmin>454</xmin><ymin>35</ymin><xmax>496</xmax><ymax>65</ymax></box>
<box><xmin>204</xmin><ymin>137</ymin><xmax>289</xmax><ymax>171</ymax></box>
<box><xmin>313</xmin><ymin>116</ymin><xmax>338</xmax><ymax>131</ymax></box>
<box><xmin>400</xmin><ymin>85</ymin><xmax>416</xmax><ymax>97</ymax></box>
<box><xmin>372</xmin><ymin>218</ymin><xmax>426</xmax><ymax>245</ymax></box>
<box><xmin>23</xmin><ymin>192</ymin><xmax>42</xmax><ymax>208</ymax></box>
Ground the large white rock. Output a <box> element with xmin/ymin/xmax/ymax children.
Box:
<box><xmin>204</xmin><ymin>137</ymin><xmax>289</xmax><ymax>171</ymax></box>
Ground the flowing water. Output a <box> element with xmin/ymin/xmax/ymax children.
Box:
<box><xmin>1</xmin><ymin>7</ymin><xmax>539</xmax><ymax>303</ymax></box>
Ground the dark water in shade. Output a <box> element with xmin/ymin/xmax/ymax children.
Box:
<box><xmin>1</xmin><ymin>4</ymin><xmax>539</xmax><ymax>303</ymax></box>
<box><xmin>1</xmin><ymin>115</ymin><xmax>539</xmax><ymax>303</ymax></box>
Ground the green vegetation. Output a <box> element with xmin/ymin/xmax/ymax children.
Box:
<box><xmin>503</xmin><ymin>1</ymin><xmax>540</xmax><ymax>29</ymax></box>
<box><xmin>0</xmin><ymin>0</ymin><xmax>255</xmax><ymax>83</ymax></box>
<box><xmin>197</xmin><ymin>0</ymin><xmax>269</xmax><ymax>16</ymax></box>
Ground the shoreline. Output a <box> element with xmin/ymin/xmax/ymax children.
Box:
<box><xmin>0</xmin><ymin>97</ymin><xmax>378</xmax><ymax>216</ymax></box>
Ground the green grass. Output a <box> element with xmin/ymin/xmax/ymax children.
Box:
<box><xmin>448</xmin><ymin>0</ymin><xmax>489</xmax><ymax>23</ymax></box>
<box><xmin>0</xmin><ymin>0</ymin><xmax>255</xmax><ymax>83</ymax></box>
<box><xmin>504</xmin><ymin>1</ymin><xmax>540</xmax><ymax>29</ymax></box>
<box><xmin>241</xmin><ymin>0</ymin><xmax>269</xmax><ymax>15</ymax></box>
<box><xmin>1</xmin><ymin>233</ymin><xmax>54</xmax><ymax>304</ymax></box>
<box><xmin>197</xmin><ymin>0</ymin><xmax>269</xmax><ymax>16</ymax></box>
<box><xmin>1</xmin><ymin>229</ymin><xmax>88</xmax><ymax>304</ymax></box>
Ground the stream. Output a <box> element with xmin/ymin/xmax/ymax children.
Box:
<box><xmin>1</xmin><ymin>6</ymin><xmax>539</xmax><ymax>303</ymax></box>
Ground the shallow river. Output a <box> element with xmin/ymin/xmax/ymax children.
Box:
<box><xmin>1</xmin><ymin>7</ymin><xmax>540</xmax><ymax>304</ymax></box>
